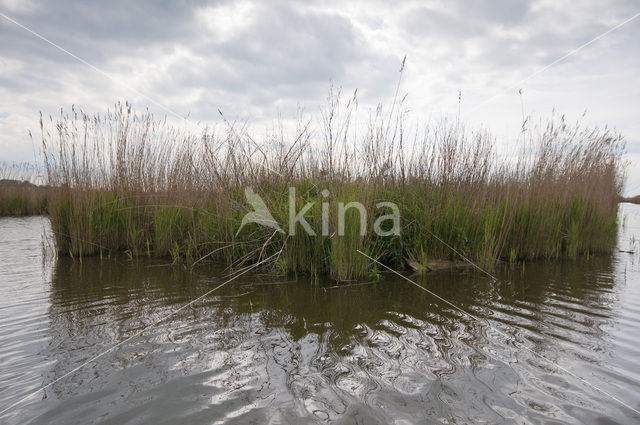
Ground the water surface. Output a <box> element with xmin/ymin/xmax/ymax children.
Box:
<box><xmin>1</xmin><ymin>205</ymin><xmax>640</xmax><ymax>424</ymax></box>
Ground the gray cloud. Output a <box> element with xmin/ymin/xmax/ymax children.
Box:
<box><xmin>1</xmin><ymin>0</ymin><xmax>639</xmax><ymax>193</ymax></box>
<box><xmin>0</xmin><ymin>1</ymin><xmax>212</xmax><ymax>63</ymax></box>
<box><xmin>189</xmin><ymin>3</ymin><xmax>364</xmax><ymax>105</ymax></box>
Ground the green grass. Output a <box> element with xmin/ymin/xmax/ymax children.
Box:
<box><xmin>44</xmin><ymin>182</ymin><xmax>620</xmax><ymax>281</ymax></box>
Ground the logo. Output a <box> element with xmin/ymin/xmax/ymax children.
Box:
<box><xmin>236</xmin><ymin>187</ymin><xmax>284</xmax><ymax>236</ymax></box>
<box><xmin>236</xmin><ymin>187</ymin><xmax>400</xmax><ymax>237</ymax></box>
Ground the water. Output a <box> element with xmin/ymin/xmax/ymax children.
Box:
<box><xmin>1</xmin><ymin>205</ymin><xmax>640</xmax><ymax>424</ymax></box>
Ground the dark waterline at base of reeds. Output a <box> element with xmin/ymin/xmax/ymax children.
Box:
<box><xmin>9</xmin><ymin>97</ymin><xmax>628</xmax><ymax>280</ymax></box>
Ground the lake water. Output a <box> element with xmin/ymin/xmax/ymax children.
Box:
<box><xmin>1</xmin><ymin>204</ymin><xmax>640</xmax><ymax>424</ymax></box>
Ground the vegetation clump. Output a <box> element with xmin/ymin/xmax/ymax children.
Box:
<box><xmin>37</xmin><ymin>96</ymin><xmax>625</xmax><ymax>280</ymax></box>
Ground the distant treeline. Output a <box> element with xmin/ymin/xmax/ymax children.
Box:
<box><xmin>0</xmin><ymin>179</ymin><xmax>47</xmax><ymax>216</ymax></box>
<box><xmin>620</xmin><ymin>195</ymin><xmax>640</xmax><ymax>204</ymax></box>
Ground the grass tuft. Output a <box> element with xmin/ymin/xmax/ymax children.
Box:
<box><xmin>33</xmin><ymin>98</ymin><xmax>626</xmax><ymax>280</ymax></box>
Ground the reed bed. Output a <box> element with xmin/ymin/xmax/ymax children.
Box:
<box><xmin>38</xmin><ymin>97</ymin><xmax>625</xmax><ymax>280</ymax></box>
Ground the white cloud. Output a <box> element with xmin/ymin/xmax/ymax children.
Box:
<box><xmin>0</xmin><ymin>0</ymin><xmax>36</xmax><ymax>13</ymax></box>
<box><xmin>197</xmin><ymin>1</ymin><xmax>257</xmax><ymax>42</ymax></box>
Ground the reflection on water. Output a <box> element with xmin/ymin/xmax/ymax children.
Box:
<box><xmin>1</xmin><ymin>205</ymin><xmax>640</xmax><ymax>424</ymax></box>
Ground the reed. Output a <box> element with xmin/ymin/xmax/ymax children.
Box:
<box><xmin>0</xmin><ymin>163</ymin><xmax>47</xmax><ymax>216</ymax></box>
<box><xmin>38</xmin><ymin>96</ymin><xmax>625</xmax><ymax>280</ymax></box>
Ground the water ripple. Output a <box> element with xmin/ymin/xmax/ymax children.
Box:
<box><xmin>1</xmin><ymin>209</ymin><xmax>640</xmax><ymax>424</ymax></box>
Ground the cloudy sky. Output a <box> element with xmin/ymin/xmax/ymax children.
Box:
<box><xmin>1</xmin><ymin>0</ymin><xmax>639</xmax><ymax>193</ymax></box>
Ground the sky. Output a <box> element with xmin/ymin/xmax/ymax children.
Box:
<box><xmin>1</xmin><ymin>0</ymin><xmax>639</xmax><ymax>193</ymax></box>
